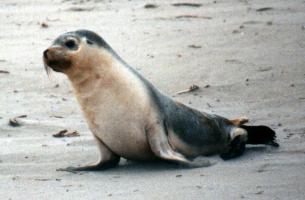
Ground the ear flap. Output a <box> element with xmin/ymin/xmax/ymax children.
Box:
<box><xmin>86</xmin><ymin>39</ymin><xmax>94</xmax><ymax>45</ymax></box>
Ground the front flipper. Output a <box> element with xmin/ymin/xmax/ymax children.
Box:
<box><xmin>56</xmin><ymin>157</ymin><xmax>120</xmax><ymax>172</ymax></box>
<box><xmin>57</xmin><ymin>136</ymin><xmax>120</xmax><ymax>172</ymax></box>
<box><xmin>146</xmin><ymin>120</ymin><xmax>211</xmax><ymax>168</ymax></box>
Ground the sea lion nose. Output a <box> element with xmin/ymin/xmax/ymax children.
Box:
<box><xmin>43</xmin><ymin>49</ymin><xmax>49</xmax><ymax>59</ymax></box>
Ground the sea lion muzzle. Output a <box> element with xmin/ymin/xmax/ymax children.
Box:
<box><xmin>43</xmin><ymin>47</ymin><xmax>71</xmax><ymax>72</ymax></box>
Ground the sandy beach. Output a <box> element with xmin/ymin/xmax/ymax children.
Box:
<box><xmin>1</xmin><ymin>0</ymin><xmax>305</xmax><ymax>199</ymax></box>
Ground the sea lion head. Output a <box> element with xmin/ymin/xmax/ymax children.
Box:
<box><xmin>43</xmin><ymin>30</ymin><xmax>113</xmax><ymax>77</ymax></box>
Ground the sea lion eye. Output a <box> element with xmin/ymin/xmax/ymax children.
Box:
<box><xmin>64</xmin><ymin>39</ymin><xmax>77</xmax><ymax>49</ymax></box>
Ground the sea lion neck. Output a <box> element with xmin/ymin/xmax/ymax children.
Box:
<box><xmin>66</xmin><ymin>49</ymin><xmax>120</xmax><ymax>91</ymax></box>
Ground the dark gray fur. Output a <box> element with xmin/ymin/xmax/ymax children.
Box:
<box><xmin>53</xmin><ymin>30</ymin><xmax>111</xmax><ymax>49</ymax></box>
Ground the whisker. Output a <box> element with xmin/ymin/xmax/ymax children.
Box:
<box><xmin>43</xmin><ymin>62</ymin><xmax>51</xmax><ymax>78</ymax></box>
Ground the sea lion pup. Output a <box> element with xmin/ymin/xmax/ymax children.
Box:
<box><xmin>43</xmin><ymin>30</ymin><xmax>279</xmax><ymax>171</ymax></box>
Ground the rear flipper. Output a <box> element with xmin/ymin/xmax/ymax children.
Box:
<box><xmin>241</xmin><ymin>125</ymin><xmax>279</xmax><ymax>147</ymax></box>
<box><xmin>220</xmin><ymin>125</ymin><xmax>279</xmax><ymax>160</ymax></box>
<box><xmin>220</xmin><ymin>134</ymin><xmax>246</xmax><ymax>160</ymax></box>
<box><xmin>220</xmin><ymin>127</ymin><xmax>247</xmax><ymax>160</ymax></box>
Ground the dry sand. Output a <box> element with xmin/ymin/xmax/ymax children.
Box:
<box><xmin>1</xmin><ymin>0</ymin><xmax>305</xmax><ymax>199</ymax></box>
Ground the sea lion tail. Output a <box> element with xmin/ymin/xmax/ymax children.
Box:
<box><xmin>240</xmin><ymin>125</ymin><xmax>279</xmax><ymax>147</ymax></box>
